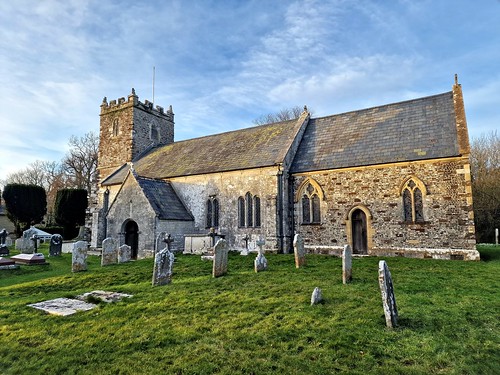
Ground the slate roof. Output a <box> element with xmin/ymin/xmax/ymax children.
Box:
<box><xmin>291</xmin><ymin>91</ymin><xmax>460</xmax><ymax>173</ymax></box>
<box><xmin>136</xmin><ymin>177</ymin><xmax>193</xmax><ymax>221</ymax></box>
<box><xmin>103</xmin><ymin>118</ymin><xmax>303</xmax><ymax>183</ymax></box>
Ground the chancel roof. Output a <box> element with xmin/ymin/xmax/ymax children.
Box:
<box><xmin>291</xmin><ymin>91</ymin><xmax>460</xmax><ymax>173</ymax></box>
<box><xmin>136</xmin><ymin>177</ymin><xmax>193</xmax><ymax>221</ymax></box>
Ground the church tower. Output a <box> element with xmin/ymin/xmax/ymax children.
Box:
<box><xmin>97</xmin><ymin>88</ymin><xmax>174</xmax><ymax>181</ymax></box>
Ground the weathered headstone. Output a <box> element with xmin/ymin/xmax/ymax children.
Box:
<box><xmin>254</xmin><ymin>238</ymin><xmax>268</xmax><ymax>272</ymax></box>
<box><xmin>28</xmin><ymin>298</ymin><xmax>97</xmax><ymax>316</ymax></box>
<box><xmin>101</xmin><ymin>237</ymin><xmax>118</xmax><ymax>266</ymax></box>
<box><xmin>378</xmin><ymin>260</ymin><xmax>398</xmax><ymax>328</ymax></box>
<box><xmin>152</xmin><ymin>247</ymin><xmax>175</xmax><ymax>286</ymax></box>
<box><xmin>118</xmin><ymin>244</ymin><xmax>131</xmax><ymax>263</ymax></box>
<box><xmin>72</xmin><ymin>241</ymin><xmax>88</xmax><ymax>272</ymax></box>
<box><xmin>0</xmin><ymin>229</ymin><xmax>8</xmax><ymax>255</ymax></box>
<box><xmin>155</xmin><ymin>232</ymin><xmax>167</xmax><ymax>253</ymax></box>
<box><xmin>293</xmin><ymin>233</ymin><xmax>306</xmax><ymax>268</ymax></box>
<box><xmin>212</xmin><ymin>239</ymin><xmax>229</xmax><ymax>277</ymax></box>
<box><xmin>21</xmin><ymin>227</ymin><xmax>37</xmax><ymax>254</ymax></box>
<box><xmin>342</xmin><ymin>244</ymin><xmax>352</xmax><ymax>284</ymax></box>
<box><xmin>49</xmin><ymin>234</ymin><xmax>63</xmax><ymax>257</ymax></box>
<box><xmin>311</xmin><ymin>287</ymin><xmax>323</xmax><ymax>305</ymax></box>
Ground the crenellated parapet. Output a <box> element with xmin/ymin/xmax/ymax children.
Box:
<box><xmin>100</xmin><ymin>88</ymin><xmax>174</xmax><ymax>122</ymax></box>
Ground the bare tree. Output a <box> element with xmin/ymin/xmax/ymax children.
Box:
<box><xmin>253</xmin><ymin>105</ymin><xmax>310</xmax><ymax>125</ymax></box>
<box><xmin>470</xmin><ymin>130</ymin><xmax>500</xmax><ymax>243</ymax></box>
<box><xmin>62</xmin><ymin>131</ymin><xmax>99</xmax><ymax>194</ymax></box>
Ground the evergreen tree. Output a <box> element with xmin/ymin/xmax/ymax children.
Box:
<box><xmin>54</xmin><ymin>189</ymin><xmax>88</xmax><ymax>239</ymax></box>
<box><xmin>2</xmin><ymin>184</ymin><xmax>47</xmax><ymax>235</ymax></box>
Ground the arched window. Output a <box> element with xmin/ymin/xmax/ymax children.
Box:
<box><xmin>150</xmin><ymin>124</ymin><xmax>158</xmax><ymax>141</ymax></box>
<box><xmin>206</xmin><ymin>197</ymin><xmax>220</xmax><ymax>228</ymax></box>
<box><xmin>238</xmin><ymin>197</ymin><xmax>245</xmax><ymax>227</ymax></box>
<box><xmin>300</xmin><ymin>182</ymin><xmax>321</xmax><ymax>224</ymax></box>
<box><xmin>246</xmin><ymin>192</ymin><xmax>253</xmax><ymax>227</ymax></box>
<box><xmin>206</xmin><ymin>199</ymin><xmax>213</xmax><ymax>228</ymax></box>
<box><xmin>401</xmin><ymin>177</ymin><xmax>426</xmax><ymax>223</ymax></box>
<box><xmin>254</xmin><ymin>196</ymin><xmax>261</xmax><ymax>227</ymax></box>
<box><xmin>112</xmin><ymin>119</ymin><xmax>119</xmax><ymax>136</ymax></box>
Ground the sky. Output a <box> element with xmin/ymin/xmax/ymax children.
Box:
<box><xmin>1</xmin><ymin>0</ymin><xmax>499</xmax><ymax>184</ymax></box>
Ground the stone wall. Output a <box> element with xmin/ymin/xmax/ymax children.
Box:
<box><xmin>292</xmin><ymin>157</ymin><xmax>478</xmax><ymax>260</ymax></box>
<box><xmin>170</xmin><ymin>166</ymin><xmax>280</xmax><ymax>253</ymax></box>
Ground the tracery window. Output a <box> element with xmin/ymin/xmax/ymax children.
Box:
<box><xmin>401</xmin><ymin>178</ymin><xmax>425</xmax><ymax>223</ymax></box>
<box><xmin>238</xmin><ymin>192</ymin><xmax>261</xmax><ymax>227</ymax></box>
<box><xmin>206</xmin><ymin>197</ymin><xmax>219</xmax><ymax>228</ymax></box>
<box><xmin>301</xmin><ymin>182</ymin><xmax>321</xmax><ymax>224</ymax></box>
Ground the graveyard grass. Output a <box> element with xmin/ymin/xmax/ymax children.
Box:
<box><xmin>1</xmin><ymin>245</ymin><xmax>499</xmax><ymax>375</ymax></box>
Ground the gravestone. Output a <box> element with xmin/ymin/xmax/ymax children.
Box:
<box><xmin>311</xmin><ymin>287</ymin><xmax>323</xmax><ymax>305</ymax></box>
<box><xmin>101</xmin><ymin>237</ymin><xmax>118</xmax><ymax>266</ymax></box>
<box><xmin>11</xmin><ymin>253</ymin><xmax>47</xmax><ymax>265</ymax></box>
<box><xmin>342</xmin><ymin>244</ymin><xmax>352</xmax><ymax>284</ymax></box>
<box><xmin>254</xmin><ymin>238</ymin><xmax>268</xmax><ymax>272</ymax></box>
<box><xmin>28</xmin><ymin>298</ymin><xmax>97</xmax><ymax>316</ymax></box>
<box><xmin>0</xmin><ymin>229</ymin><xmax>8</xmax><ymax>256</ymax></box>
<box><xmin>293</xmin><ymin>233</ymin><xmax>306</xmax><ymax>268</ymax></box>
<box><xmin>72</xmin><ymin>241</ymin><xmax>88</xmax><ymax>272</ymax></box>
<box><xmin>0</xmin><ymin>257</ymin><xmax>18</xmax><ymax>270</ymax></box>
<box><xmin>21</xmin><ymin>227</ymin><xmax>38</xmax><ymax>254</ymax></box>
<box><xmin>118</xmin><ymin>244</ymin><xmax>131</xmax><ymax>263</ymax></box>
<box><xmin>378</xmin><ymin>260</ymin><xmax>398</xmax><ymax>328</ymax></box>
<box><xmin>212</xmin><ymin>239</ymin><xmax>229</xmax><ymax>277</ymax></box>
<box><xmin>152</xmin><ymin>247</ymin><xmax>175</xmax><ymax>286</ymax></box>
<box><xmin>49</xmin><ymin>234</ymin><xmax>63</xmax><ymax>257</ymax></box>
<box><xmin>155</xmin><ymin>232</ymin><xmax>167</xmax><ymax>254</ymax></box>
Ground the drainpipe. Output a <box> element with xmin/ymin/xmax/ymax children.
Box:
<box><xmin>276</xmin><ymin>164</ymin><xmax>284</xmax><ymax>253</ymax></box>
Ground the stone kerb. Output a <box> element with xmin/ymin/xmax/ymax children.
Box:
<box><xmin>342</xmin><ymin>244</ymin><xmax>352</xmax><ymax>284</ymax></box>
<box><xmin>72</xmin><ymin>241</ymin><xmax>88</xmax><ymax>272</ymax></box>
<box><xmin>101</xmin><ymin>237</ymin><xmax>118</xmax><ymax>266</ymax></box>
<box><xmin>152</xmin><ymin>247</ymin><xmax>175</xmax><ymax>286</ymax></box>
<box><xmin>212</xmin><ymin>239</ymin><xmax>229</xmax><ymax>277</ymax></box>
<box><xmin>378</xmin><ymin>260</ymin><xmax>398</xmax><ymax>328</ymax></box>
<box><xmin>49</xmin><ymin>234</ymin><xmax>63</xmax><ymax>257</ymax></box>
<box><xmin>118</xmin><ymin>244</ymin><xmax>132</xmax><ymax>263</ymax></box>
<box><xmin>293</xmin><ymin>234</ymin><xmax>306</xmax><ymax>268</ymax></box>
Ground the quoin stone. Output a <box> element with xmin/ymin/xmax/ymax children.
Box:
<box><xmin>152</xmin><ymin>247</ymin><xmax>175</xmax><ymax>286</ymax></box>
<box><xmin>311</xmin><ymin>287</ymin><xmax>323</xmax><ymax>305</ymax></box>
<box><xmin>342</xmin><ymin>244</ymin><xmax>352</xmax><ymax>284</ymax></box>
<box><xmin>49</xmin><ymin>234</ymin><xmax>63</xmax><ymax>257</ymax></box>
<box><xmin>378</xmin><ymin>260</ymin><xmax>398</xmax><ymax>328</ymax></box>
<box><xmin>101</xmin><ymin>237</ymin><xmax>118</xmax><ymax>266</ymax></box>
<box><xmin>118</xmin><ymin>244</ymin><xmax>131</xmax><ymax>263</ymax></box>
<box><xmin>212</xmin><ymin>239</ymin><xmax>229</xmax><ymax>277</ymax></box>
<box><xmin>293</xmin><ymin>233</ymin><xmax>306</xmax><ymax>268</ymax></box>
<box><xmin>72</xmin><ymin>241</ymin><xmax>88</xmax><ymax>272</ymax></box>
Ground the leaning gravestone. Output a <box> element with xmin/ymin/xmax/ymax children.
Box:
<box><xmin>72</xmin><ymin>241</ymin><xmax>88</xmax><ymax>272</ymax></box>
<box><xmin>311</xmin><ymin>287</ymin><xmax>323</xmax><ymax>305</ymax></box>
<box><xmin>293</xmin><ymin>233</ymin><xmax>306</xmax><ymax>268</ymax></box>
<box><xmin>118</xmin><ymin>244</ymin><xmax>131</xmax><ymax>263</ymax></box>
<box><xmin>49</xmin><ymin>234</ymin><xmax>63</xmax><ymax>257</ymax></box>
<box><xmin>378</xmin><ymin>260</ymin><xmax>398</xmax><ymax>328</ymax></box>
<box><xmin>342</xmin><ymin>244</ymin><xmax>352</xmax><ymax>284</ymax></box>
<box><xmin>155</xmin><ymin>232</ymin><xmax>167</xmax><ymax>254</ymax></box>
<box><xmin>152</xmin><ymin>247</ymin><xmax>175</xmax><ymax>286</ymax></box>
<box><xmin>212</xmin><ymin>239</ymin><xmax>229</xmax><ymax>277</ymax></box>
<box><xmin>101</xmin><ymin>237</ymin><xmax>118</xmax><ymax>266</ymax></box>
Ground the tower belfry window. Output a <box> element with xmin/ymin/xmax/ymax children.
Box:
<box><xmin>112</xmin><ymin>119</ymin><xmax>119</xmax><ymax>136</ymax></box>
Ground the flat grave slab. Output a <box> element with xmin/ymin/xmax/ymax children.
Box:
<box><xmin>0</xmin><ymin>257</ymin><xmax>18</xmax><ymax>270</ymax></box>
<box><xmin>76</xmin><ymin>290</ymin><xmax>133</xmax><ymax>303</ymax></box>
<box><xmin>11</xmin><ymin>253</ymin><xmax>47</xmax><ymax>265</ymax></box>
<box><xmin>28</xmin><ymin>298</ymin><xmax>97</xmax><ymax>316</ymax></box>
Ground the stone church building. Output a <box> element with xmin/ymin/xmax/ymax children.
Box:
<box><xmin>90</xmin><ymin>78</ymin><xmax>478</xmax><ymax>261</ymax></box>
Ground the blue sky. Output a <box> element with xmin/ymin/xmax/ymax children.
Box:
<box><xmin>0</xmin><ymin>0</ymin><xmax>499</xmax><ymax>183</ymax></box>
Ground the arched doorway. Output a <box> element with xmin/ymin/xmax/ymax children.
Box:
<box><xmin>124</xmin><ymin>220</ymin><xmax>139</xmax><ymax>259</ymax></box>
<box><xmin>351</xmin><ymin>209</ymin><xmax>367</xmax><ymax>254</ymax></box>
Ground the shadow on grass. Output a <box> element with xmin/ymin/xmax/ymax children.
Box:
<box><xmin>478</xmin><ymin>246</ymin><xmax>500</xmax><ymax>262</ymax></box>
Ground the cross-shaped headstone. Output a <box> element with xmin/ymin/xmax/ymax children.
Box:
<box><xmin>256</xmin><ymin>237</ymin><xmax>265</xmax><ymax>255</ymax></box>
<box><xmin>242</xmin><ymin>234</ymin><xmax>250</xmax><ymax>249</ymax></box>
<box><xmin>208</xmin><ymin>228</ymin><xmax>218</xmax><ymax>247</ymax></box>
<box><xmin>163</xmin><ymin>233</ymin><xmax>174</xmax><ymax>251</ymax></box>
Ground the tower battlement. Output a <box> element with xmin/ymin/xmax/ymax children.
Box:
<box><xmin>100</xmin><ymin>88</ymin><xmax>174</xmax><ymax>122</ymax></box>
